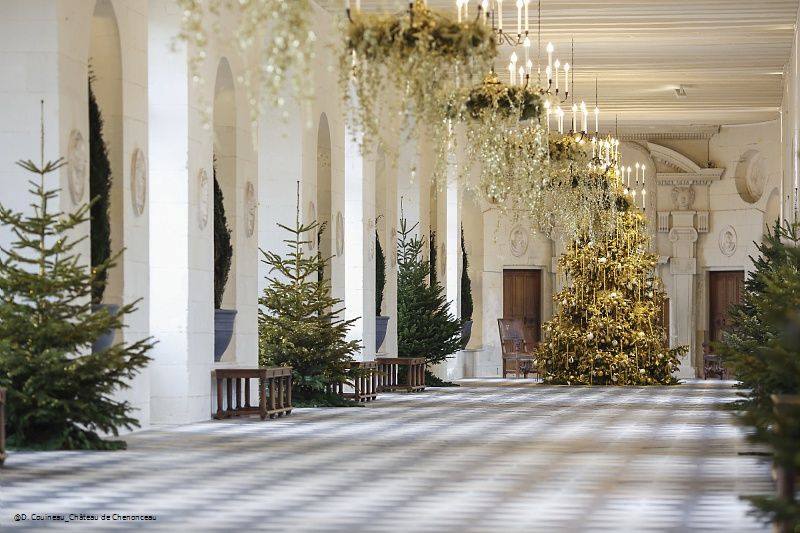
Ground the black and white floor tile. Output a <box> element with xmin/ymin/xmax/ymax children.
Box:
<box><xmin>0</xmin><ymin>380</ymin><xmax>772</xmax><ymax>532</ymax></box>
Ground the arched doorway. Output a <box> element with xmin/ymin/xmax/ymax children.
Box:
<box><xmin>89</xmin><ymin>0</ymin><xmax>124</xmax><ymax>311</ymax></box>
<box><xmin>213</xmin><ymin>57</ymin><xmax>238</xmax><ymax>362</ymax></box>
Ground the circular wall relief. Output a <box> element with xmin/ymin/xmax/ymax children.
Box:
<box><xmin>307</xmin><ymin>201</ymin><xmax>317</xmax><ymax>250</ymax></box>
<box><xmin>335</xmin><ymin>211</ymin><xmax>344</xmax><ymax>256</ymax></box>
<box><xmin>719</xmin><ymin>225</ymin><xmax>737</xmax><ymax>257</ymax></box>
<box><xmin>509</xmin><ymin>224</ymin><xmax>529</xmax><ymax>258</ymax></box>
<box><xmin>735</xmin><ymin>150</ymin><xmax>767</xmax><ymax>204</ymax></box>
<box><xmin>131</xmin><ymin>148</ymin><xmax>147</xmax><ymax>216</ymax></box>
<box><xmin>197</xmin><ymin>168</ymin><xmax>210</xmax><ymax>230</ymax></box>
<box><xmin>67</xmin><ymin>129</ymin><xmax>87</xmax><ymax>204</ymax></box>
<box><xmin>245</xmin><ymin>181</ymin><xmax>256</xmax><ymax>237</ymax></box>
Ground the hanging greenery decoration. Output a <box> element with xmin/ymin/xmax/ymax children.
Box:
<box><xmin>463</xmin><ymin>74</ymin><xmax>542</xmax><ymax>122</ymax></box>
<box><xmin>459</xmin><ymin>75</ymin><xmax>550</xmax><ymax>226</ymax></box>
<box><xmin>176</xmin><ymin>0</ymin><xmax>316</xmax><ymax>131</ymax></box>
<box><xmin>340</xmin><ymin>0</ymin><xmax>495</xmax><ymax>183</ymax></box>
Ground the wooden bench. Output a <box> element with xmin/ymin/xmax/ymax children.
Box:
<box><xmin>0</xmin><ymin>388</ymin><xmax>5</xmax><ymax>467</ymax></box>
<box><xmin>329</xmin><ymin>361</ymin><xmax>379</xmax><ymax>402</ymax></box>
<box><xmin>213</xmin><ymin>367</ymin><xmax>292</xmax><ymax>420</ymax></box>
<box><xmin>375</xmin><ymin>357</ymin><xmax>426</xmax><ymax>393</ymax></box>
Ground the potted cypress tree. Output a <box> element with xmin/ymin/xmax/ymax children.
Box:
<box><xmin>460</xmin><ymin>224</ymin><xmax>474</xmax><ymax>346</ymax></box>
<box><xmin>213</xmin><ymin>162</ymin><xmax>235</xmax><ymax>362</ymax></box>
<box><xmin>375</xmin><ymin>229</ymin><xmax>389</xmax><ymax>351</ymax></box>
<box><xmin>89</xmin><ymin>77</ymin><xmax>118</xmax><ymax>352</ymax></box>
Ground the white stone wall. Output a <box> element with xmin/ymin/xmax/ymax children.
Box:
<box><xmin>0</xmin><ymin>0</ymin><xmax>151</xmax><ymax>429</ymax></box>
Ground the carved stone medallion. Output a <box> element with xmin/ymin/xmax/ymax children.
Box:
<box><xmin>718</xmin><ymin>225</ymin><xmax>737</xmax><ymax>257</ymax></box>
<box><xmin>509</xmin><ymin>224</ymin><xmax>529</xmax><ymax>257</ymax></box>
<box><xmin>197</xmin><ymin>168</ymin><xmax>210</xmax><ymax>230</ymax></box>
<box><xmin>670</xmin><ymin>185</ymin><xmax>695</xmax><ymax>211</ymax></box>
<box><xmin>67</xmin><ymin>129</ymin><xmax>87</xmax><ymax>204</ymax></box>
<box><xmin>131</xmin><ymin>148</ymin><xmax>147</xmax><ymax>216</ymax></box>
<box><xmin>335</xmin><ymin>211</ymin><xmax>344</xmax><ymax>256</ymax></box>
<box><xmin>245</xmin><ymin>181</ymin><xmax>256</xmax><ymax>237</ymax></box>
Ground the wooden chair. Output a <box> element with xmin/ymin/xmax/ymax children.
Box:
<box><xmin>498</xmin><ymin>319</ymin><xmax>537</xmax><ymax>378</ymax></box>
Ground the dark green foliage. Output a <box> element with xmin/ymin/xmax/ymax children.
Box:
<box><xmin>397</xmin><ymin>216</ymin><xmax>462</xmax><ymax>367</ymax></box>
<box><xmin>375</xmin><ymin>230</ymin><xmax>386</xmax><ymax>315</ymax></box>
<box><xmin>460</xmin><ymin>224</ymin><xmax>473</xmax><ymax>321</ymax></box>
<box><xmin>258</xmin><ymin>193</ymin><xmax>361</xmax><ymax>400</ymax></box>
<box><xmin>425</xmin><ymin>370</ymin><xmax>460</xmax><ymax>387</ymax></box>
<box><xmin>716</xmin><ymin>221</ymin><xmax>800</xmax><ymax>528</ymax></box>
<box><xmin>213</xmin><ymin>161</ymin><xmax>233</xmax><ymax>310</ymax></box>
<box><xmin>292</xmin><ymin>393</ymin><xmax>363</xmax><ymax>408</ymax></box>
<box><xmin>429</xmin><ymin>229</ymin><xmax>437</xmax><ymax>287</ymax></box>
<box><xmin>0</xmin><ymin>123</ymin><xmax>153</xmax><ymax>450</ymax></box>
<box><xmin>88</xmin><ymin>78</ymin><xmax>112</xmax><ymax>305</ymax></box>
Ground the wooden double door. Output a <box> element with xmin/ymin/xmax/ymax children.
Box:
<box><xmin>502</xmin><ymin>269</ymin><xmax>542</xmax><ymax>344</ymax></box>
<box><xmin>708</xmin><ymin>270</ymin><xmax>745</xmax><ymax>349</ymax></box>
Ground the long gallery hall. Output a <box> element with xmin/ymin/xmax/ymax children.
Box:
<box><xmin>0</xmin><ymin>1</ymin><xmax>798</xmax><ymax>531</ymax></box>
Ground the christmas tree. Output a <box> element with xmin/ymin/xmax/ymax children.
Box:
<box><xmin>88</xmin><ymin>77</ymin><xmax>112</xmax><ymax>305</ymax></box>
<box><xmin>537</xmin><ymin>194</ymin><xmax>683</xmax><ymax>385</ymax></box>
<box><xmin>258</xmin><ymin>186</ymin><xmax>361</xmax><ymax>400</ymax></box>
<box><xmin>0</xmin><ymin>108</ymin><xmax>153</xmax><ymax>450</ymax></box>
<box><xmin>397</xmin><ymin>215</ymin><xmax>463</xmax><ymax>375</ymax></box>
<box><xmin>716</xmin><ymin>221</ymin><xmax>800</xmax><ymax>528</ymax></box>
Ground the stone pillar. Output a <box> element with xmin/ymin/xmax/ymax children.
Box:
<box><xmin>344</xmin><ymin>128</ymin><xmax>376</xmax><ymax>361</ymax></box>
<box><xmin>150</xmin><ymin>0</ymin><xmax>228</xmax><ymax>423</ymax></box>
<box><xmin>668</xmin><ymin>212</ymin><xmax>699</xmax><ymax>378</ymax></box>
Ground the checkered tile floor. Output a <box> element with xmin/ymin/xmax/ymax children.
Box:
<box><xmin>0</xmin><ymin>380</ymin><xmax>771</xmax><ymax>531</ymax></box>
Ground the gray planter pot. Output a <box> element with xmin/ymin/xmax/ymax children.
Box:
<box><xmin>375</xmin><ymin>315</ymin><xmax>390</xmax><ymax>352</ymax></box>
<box><xmin>92</xmin><ymin>304</ymin><xmax>120</xmax><ymax>353</ymax></box>
<box><xmin>460</xmin><ymin>319</ymin><xmax>473</xmax><ymax>347</ymax></box>
<box><xmin>214</xmin><ymin>309</ymin><xmax>237</xmax><ymax>362</ymax></box>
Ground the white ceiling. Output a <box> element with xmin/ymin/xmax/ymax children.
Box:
<box><xmin>318</xmin><ymin>0</ymin><xmax>798</xmax><ymax>129</ymax></box>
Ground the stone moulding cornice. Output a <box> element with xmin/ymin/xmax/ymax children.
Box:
<box><xmin>647</xmin><ymin>142</ymin><xmax>725</xmax><ymax>185</ymax></box>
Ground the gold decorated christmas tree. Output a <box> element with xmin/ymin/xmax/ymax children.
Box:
<box><xmin>537</xmin><ymin>191</ymin><xmax>685</xmax><ymax>385</ymax></box>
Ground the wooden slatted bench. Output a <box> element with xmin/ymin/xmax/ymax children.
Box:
<box><xmin>329</xmin><ymin>361</ymin><xmax>379</xmax><ymax>402</ymax></box>
<box><xmin>213</xmin><ymin>367</ymin><xmax>292</xmax><ymax>420</ymax></box>
<box><xmin>0</xmin><ymin>388</ymin><xmax>5</xmax><ymax>467</ymax></box>
<box><xmin>375</xmin><ymin>357</ymin><xmax>426</xmax><ymax>393</ymax></box>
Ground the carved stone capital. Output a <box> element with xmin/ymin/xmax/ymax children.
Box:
<box><xmin>668</xmin><ymin>226</ymin><xmax>698</xmax><ymax>244</ymax></box>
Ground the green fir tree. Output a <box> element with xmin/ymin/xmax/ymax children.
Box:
<box><xmin>429</xmin><ymin>229</ymin><xmax>437</xmax><ymax>287</ymax></box>
<box><xmin>397</xmin><ymin>215</ymin><xmax>463</xmax><ymax>374</ymax></box>
<box><xmin>258</xmin><ymin>187</ymin><xmax>361</xmax><ymax>400</ymax></box>
<box><xmin>376</xmin><ymin>229</ymin><xmax>386</xmax><ymax>315</ymax></box>
<box><xmin>460</xmin><ymin>224</ymin><xmax>473</xmax><ymax>322</ymax></box>
<box><xmin>213</xmin><ymin>159</ymin><xmax>233</xmax><ymax>309</ymax></box>
<box><xmin>717</xmin><ymin>221</ymin><xmax>800</xmax><ymax>529</ymax></box>
<box><xmin>88</xmin><ymin>77</ymin><xmax>112</xmax><ymax>305</ymax></box>
<box><xmin>0</xmin><ymin>110</ymin><xmax>153</xmax><ymax>450</ymax></box>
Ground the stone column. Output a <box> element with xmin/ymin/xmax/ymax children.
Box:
<box><xmin>344</xmin><ymin>128</ymin><xmax>376</xmax><ymax>361</ymax></box>
<box><xmin>668</xmin><ymin>211</ymin><xmax>698</xmax><ymax>378</ymax></box>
